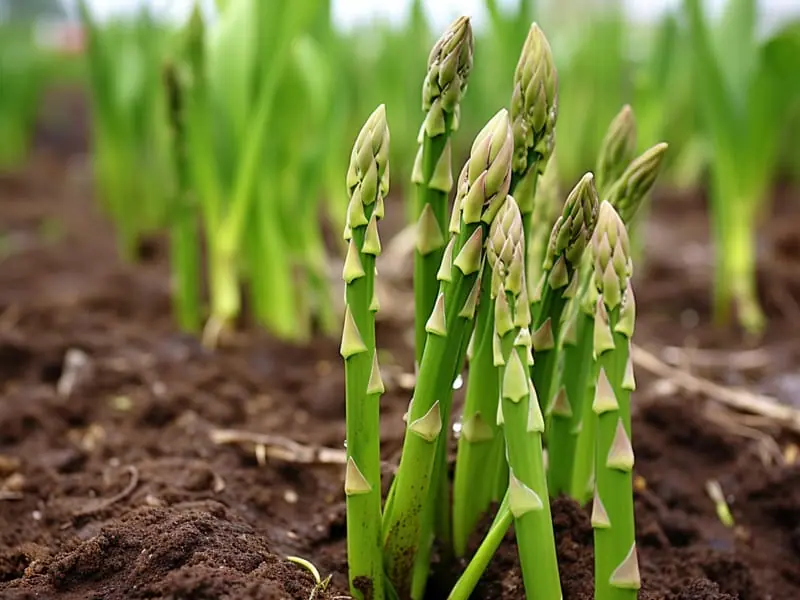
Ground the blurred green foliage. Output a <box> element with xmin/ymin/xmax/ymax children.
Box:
<box><xmin>2</xmin><ymin>0</ymin><xmax>799</xmax><ymax>335</ymax></box>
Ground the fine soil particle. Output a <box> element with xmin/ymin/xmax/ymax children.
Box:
<box><xmin>2</xmin><ymin>97</ymin><xmax>800</xmax><ymax>598</ymax></box>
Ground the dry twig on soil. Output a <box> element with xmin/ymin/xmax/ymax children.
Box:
<box><xmin>632</xmin><ymin>344</ymin><xmax>800</xmax><ymax>433</ymax></box>
<box><xmin>71</xmin><ymin>465</ymin><xmax>139</xmax><ymax>518</ymax></box>
<box><xmin>209</xmin><ymin>428</ymin><xmax>397</xmax><ymax>473</ymax></box>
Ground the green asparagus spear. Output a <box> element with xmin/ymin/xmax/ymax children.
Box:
<box><xmin>447</xmin><ymin>174</ymin><xmax>597</xmax><ymax>596</ymax></box>
<box><xmin>409</xmin><ymin>22</ymin><xmax>474</xmax><ymax>578</ymax></box>
<box><xmin>608</xmin><ymin>142</ymin><xmax>670</xmax><ymax>224</ymax></box>
<box><xmin>509</xmin><ymin>23</ymin><xmax>558</xmax><ymax>248</ymax></box>
<box><xmin>451</xmin><ymin>267</ymin><xmax>498</xmax><ymax>557</ymax></box>
<box><xmin>561</xmin><ymin>281</ymin><xmax>600</xmax><ymax>502</ymax></box>
<box><xmin>412</xmin><ymin>16</ymin><xmax>473</xmax><ymax>365</ymax></box>
<box><xmin>531</xmin><ymin>173</ymin><xmax>598</xmax><ymax>421</ymax></box>
<box><xmin>492</xmin><ymin>197</ymin><xmax>561</xmax><ymax>600</ymax></box>
<box><xmin>591</xmin><ymin>201</ymin><xmax>640</xmax><ymax>600</ymax></box>
<box><xmin>546</xmin><ymin>108</ymin><xmax>635</xmax><ymax>497</ymax></box>
<box><xmin>383</xmin><ymin>110</ymin><xmax>513</xmax><ymax>599</ymax></box>
<box><xmin>526</xmin><ymin>155</ymin><xmax>561</xmax><ymax>291</ymax></box>
<box><xmin>450</xmin><ymin>22</ymin><xmax>557</xmax><ymax>556</ymax></box>
<box><xmin>596</xmin><ymin>105</ymin><xmax>637</xmax><ymax>196</ymax></box>
<box><xmin>341</xmin><ymin>105</ymin><xmax>390</xmax><ymax>600</ymax></box>
<box><xmin>555</xmin><ymin>141</ymin><xmax>668</xmax><ymax>500</ymax></box>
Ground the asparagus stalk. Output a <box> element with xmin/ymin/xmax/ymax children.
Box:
<box><xmin>448</xmin><ymin>494</ymin><xmax>513</xmax><ymax>600</ymax></box>
<box><xmin>556</xmin><ymin>142</ymin><xmax>669</xmax><ymax>500</ymax></box>
<box><xmin>531</xmin><ymin>173</ymin><xmax>598</xmax><ymax>421</ymax></box>
<box><xmin>591</xmin><ymin>201</ymin><xmax>641</xmax><ymax>600</ymax></box>
<box><xmin>510</xmin><ymin>23</ymin><xmax>558</xmax><ymax>247</ymax></box>
<box><xmin>163</xmin><ymin>61</ymin><xmax>203</xmax><ymax>333</ymax></box>
<box><xmin>412</xmin><ymin>16</ymin><xmax>473</xmax><ymax>364</ymax></box>
<box><xmin>341</xmin><ymin>106</ymin><xmax>390</xmax><ymax>600</ymax></box>
<box><xmin>546</xmin><ymin>109</ymin><xmax>635</xmax><ymax>497</ymax></box>
<box><xmin>413</xmin><ymin>33</ymin><xmax>502</xmax><ymax>567</ymax></box>
<box><xmin>526</xmin><ymin>154</ymin><xmax>560</xmax><ymax>291</ymax></box>
<box><xmin>413</xmin><ymin>45</ymin><xmax>486</xmax><ymax>578</ymax></box>
<box><xmin>562</xmin><ymin>281</ymin><xmax>600</xmax><ymax>502</ymax></box>
<box><xmin>451</xmin><ymin>270</ymin><xmax>500</xmax><ymax>557</ymax></box>
<box><xmin>492</xmin><ymin>197</ymin><xmax>561</xmax><ymax>600</ymax></box>
<box><xmin>383</xmin><ymin>110</ymin><xmax>513</xmax><ymax>599</ymax></box>
<box><xmin>445</xmin><ymin>175</ymin><xmax>598</xmax><ymax>593</ymax></box>
<box><xmin>450</xmin><ymin>22</ymin><xmax>557</xmax><ymax>555</ymax></box>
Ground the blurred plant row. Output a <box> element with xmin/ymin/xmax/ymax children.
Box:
<box><xmin>2</xmin><ymin>0</ymin><xmax>799</xmax><ymax>337</ymax></box>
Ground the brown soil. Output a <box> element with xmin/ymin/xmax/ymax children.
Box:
<box><xmin>1</xmin><ymin>98</ymin><xmax>800</xmax><ymax>599</ymax></box>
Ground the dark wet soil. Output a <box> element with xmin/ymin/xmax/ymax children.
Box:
<box><xmin>1</xmin><ymin>96</ymin><xmax>799</xmax><ymax>599</ymax></box>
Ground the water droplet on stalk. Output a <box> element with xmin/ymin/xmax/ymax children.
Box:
<box><xmin>452</xmin><ymin>373</ymin><xmax>464</xmax><ymax>390</ymax></box>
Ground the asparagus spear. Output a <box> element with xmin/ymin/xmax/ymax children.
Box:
<box><xmin>412</xmin><ymin>16</ymin><xmax>473</xmax><ymax>365</ymax></box>
<box><xmin>451</xmin><ymin>192</ymin><xmax>571</xmax><ymax>600</ymax></box>
<box><xmin>450</xmin><ymin>268</ymin><xmax>499</xmax><ymax>557</ymax></box>
<box><xmin>510</xmin><ymin>23</ymin><xmax>558</xmax><ymax>246</ymax></box>
<box><xmin>546</xmin><ymin>108</ymin><xmax>635</xmax><ymax>497</ymax></box>
<box><xmin>591</xmin><ymin>201</ymin><xmax>640</xmax><ymax>600</ymax></box>
<box><xmin>596</xmin><ymin>105</ymin><xmax>637</xmax><ymax>196</ymax></box>
<box><xmin>492</xmin><ymin>197</ymin><xmax>561</xmax><ymax>600</ymax></box>
<box><xmin>526</xmin><ymin>154</ymin><xmax>560</xmax><ymax>292</ymax></box>
<box><xmin>450</xmin><ymin>23</ymin><xmax>557</xmax><ymax>555</ymax></box>
<box><xmin>531</xmin><ymin>173</ymin><xmax>598</xmax><ymax>421</ymax></box>
<box><xmin>561</xmin><ymin>277</ymin><xmax>600</xmax><ymax>502</ymax></box>
<box><xmin>556</xmin><ymin>142</ymin><xmax>669</xmax><ymax>500</ymax></box>
<box><xmin>383</xmin><ymin>110</ymin><xmax>513</xmax><ymax>599</ymax></box>
<box><xmin>341</xmin><ymin>105</ymin><xmax>390</xmax><ymax>600</ymax></box>
<box><xmin>608</xmin><ymin>142</ymin><xmax>670</xmax><ymax>224</ymax></box>
<box><xmin>446</xmin><ymin>175</ymin><xmax>597</xmax><ymax>598</ymax></box>
<box><xmin>409</xmin><ymin>22</ymin><xmax>474</xmax><ymax>577</ymax></box>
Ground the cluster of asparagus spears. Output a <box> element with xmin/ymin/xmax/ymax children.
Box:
<box><xmin>340</xmin><ymin>16</ymin><xmax>668</xmax><ymax>600</ymax></box>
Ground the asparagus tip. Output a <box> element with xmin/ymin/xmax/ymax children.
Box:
<box><xmin>592</xmin><ymin>201</ymin><xmax>632</xmax><ymax>307</ymax></box>
<box><xmin>511</xmin><ymin>21</ymin><xmax>558</xmax><ymax>174</ymax></box>
<box><xmin>609</xmin><ymin>141</ymin><xmax>669</xmax><ymax>223</ymax></box>
<box><xmin>461</xmin><ymin>110</ymin><xmax>513</xmax><ymax>223</ymax></box>
<box><xmin>544</xmin><ymin>172</ymin><xmax>598</xmax><ymax>269</ymax></box>
<box><xmin>597</xmin><ymin>105</ymin><xmax>637</xmax><ymax>191</ymax></box>
<box><xmin>422</xmin><ymin>15</ymin><xmax>474</xmax><ymax>134</ymax></box>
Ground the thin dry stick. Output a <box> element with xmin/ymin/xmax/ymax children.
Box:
<box><xmin>210</xmin><ymin>428</ymin><xmax>398</xmax><ymax>473</ymax></box>
<box><xmin>659</xmin><ymin>344</ymin><xmax>785</xmax><ymax>371</ymax></box>
<box><xmin>633</xmin><ymin>344</ymin><xmax>800</xmax><ymax>433</ymax></box>
<box><xmin>702</xmin><ymin>404</ymin><xmax>784</xmax><ymax>466</ymax></box>
<box><xmin>72</xmin><ymin>465</ymin><xmax>139</xmax><ymax>517</ymax></box>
